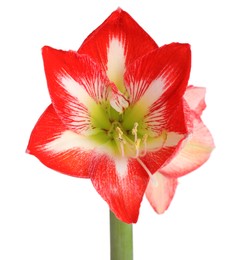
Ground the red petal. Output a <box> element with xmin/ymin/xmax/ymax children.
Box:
<box><xmin>78</xmin><ymin>8</ymin><xmax>158</xmax><ymax>71</ymax></box>
<box><xmin>124</xmin><ymin>43</ymin><xmax>191</xmax><ymax>134</ymax></box>
<box><xmin>146</xmin><ymin>173</ymin><xmax>178</xmax><ymax>214</ymax></box>
<box><xmin>140</xmin><ymin>144</ymin><xmax>182</xmax><ymax>176</ymax></box>
<box><xmin>27</xmin><ymin>105</ymin><xmax>93</xmax><ymax>178</ymax></box>
<box><xmin>42</xmin><ymin>46</ymin><xmax>110</xmax><ymax>134</ymax></box>
<box><xmin>184</xmin><ymin>85</ymin><xmax>206</xmax><ymax>115</ymax></box>
<box><xmin>159</xmin><ymin>116</ymin><xmax>215</xmax><ymax>178</ymax></box>
<box><xmin>90</xmin><ymin>156</ymin><xmax>149</xmax><ymax>223</ymax></box>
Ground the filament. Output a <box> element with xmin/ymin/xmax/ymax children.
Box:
<box><xmin>136</xmin><ymin>158</ymin><xmax>158</xmax><ymax>187</ymax></box>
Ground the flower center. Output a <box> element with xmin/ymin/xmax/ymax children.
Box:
<box><xmin>107</xmin><ymin>121</ymin><xmax>148</xmax><ymax>158</ymax></box>
<box><xmin>88</xmin><ymin>93</ymin><xmax>152</xmax><ymax>158</ymax></box>
<box><xmin>87</xmin><ymin>84</ymin><xmax>172</xmax><ymax>160</ymax></box>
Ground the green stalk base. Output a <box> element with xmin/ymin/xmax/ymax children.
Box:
<box><xmin>110</xmin><ymin>211</ymin><xmax>133</xmax><ymax>260</ymax></box>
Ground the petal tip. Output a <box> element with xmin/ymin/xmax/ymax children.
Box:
<box><xmin>42</xmin><ymin>45</ymin><xmax>52</xmax><ymax>55</ymax></box>
<box><xmin>116</xmin><ymin>7</ymin><xmax>123</xmax><ymax>13</ymax></box>
<box><xmin>171</xmin><ymin>42</ymin><xmax>191</xmax><ymax>59</ymax></box>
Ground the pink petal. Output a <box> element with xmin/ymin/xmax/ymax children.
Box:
<box><xmin>124</xmin><ymin>43</ymin><xmax>191</xmax><ymax>135</ymax></box>
<box><xmin>78</xmin><ymin>8</ymin><xmax>158</xmax><ymax>71</ymax></box>
<box><xmin>90</xmin><ymin>156</ymin><xmax>149</xmax><ymax>223</ymax></box>
<box><xmin>42</xmin><ymin>46</ymin><xmax>111</xmax><ymax>134</ymax></box>
<box><xmin>146</xmin><ymin>173</ymin><xmax>178</xmax><ymax>214</ymax></box>
<box><xmin>27</xmin><ymin>105</ymin><xmax>94</xmax><ymax>178</ymax></box>
<box><xmin>159</xmin><ymin>116</ymin><xmax>215</xmax><ymax>178</ymax></box>
<box><xmin>184</xmin><ymin>85</ymin><xmax>206</xmax><ymax>115</ymax></box>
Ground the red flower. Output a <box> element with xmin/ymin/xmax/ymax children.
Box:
<box><xmin>27</xmin><ymin>8</ymin><xmax>214</xmax><ymax>223</ymax></box>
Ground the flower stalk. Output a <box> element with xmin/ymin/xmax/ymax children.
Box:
<box><xmin>110</xmin><ymin>211</ymin><xmax>133</xmax><ymax>260</ymax></box>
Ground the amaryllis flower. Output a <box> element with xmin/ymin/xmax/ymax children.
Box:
<box><xmin>27</xmin><ymin>8</ymin><xmax>214</xmax><ymax>223</ymax></box>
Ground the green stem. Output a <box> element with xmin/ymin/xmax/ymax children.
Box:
<box><xmin>110</xmin><ymin>211</ymin><xmax>133</xmax><ymax>260</ymax></box>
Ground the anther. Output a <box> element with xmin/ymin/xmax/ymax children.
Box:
<box><xmin>116</xmin><ymin>127</ymin><xmax>124</xmax><ymax>139</ymax></box>
<box><xmin>132</xmin><ymin>122</ymin><xmax>139</xmax><ymax>142</ymax></box>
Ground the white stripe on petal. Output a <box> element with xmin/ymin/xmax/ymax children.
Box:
<box><xmin>43</xmin><ymin>130</ymin><xmax>96</xmax><ymax>153</ymax></box>
<box><xmin>106</xmin><ymin>38</ymin><xmax>126</xmax><ymax>92</ymax></box>
<box><xmin>58</xmin><ymin>73</ymin><xmax>94</xmax><ymax>107</ymax></box>
<box><xmin>115</xmin><ymin>157</ymin><xmax>128</xmax><ymax>179</ymax></box>
<box><xmin>132</xmin><ymin>77</ymin><xmax>167</xmax><ymax>134</ymax></box>
<box><xmin>138</xmin><ymin>77</ymin><xmax>165</xmax><ymax>108</ymax></box>
<box><xmin>123</xmin><ymin>77</ymin><xmax>166</xmax><ymax>132</ymax></box>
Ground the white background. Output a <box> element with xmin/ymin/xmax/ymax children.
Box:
<box><xmin>1</xmin><ymin>0</ymin><xmax>244</xmax><ymax>259</ymax></box>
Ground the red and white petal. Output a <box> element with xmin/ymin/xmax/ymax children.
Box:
<box><xmin>27</xmin><ymin>105</ymin><xmax>96</xmax><ymax>178</ymax></box>
<box><xmin>125</xmin><ymin>43</ymin><xmax>191</xmax><ymax>105</ymax></box>
<box><xmin>124</xmin><ymin>43</ymin><xmax>191</xmax><ymax>135</ymax></box>
<box><xmin>90</xmin><ymin>156</ymin><xmax>149</xmax><ymax>223</ymax></box>
<box><xmin>146</xmin><ymin>173</ymin><xmax>178</xmax><ymax>214</ymax></box>
<box><xmin>184</xmin><ymin>85</ymin><xmax>206</xmax><ymax>115</ymax></box>
<box><xmin>78</xmin><ymin>8</ymin><xmax>158</xmax><ymax>92</ymax></box>
<box><xmin>159</xmin><ymin>116</ymin><xmax>215</xmax><ymax>178</ymax></box>
<box><xmin>140</xmin><ymin>136</ymin><xmax>184</xmax><ymax>177</ymax></box>
<box><xmin>42</xmin><ymin>46</ymin><xmax>111</xmax><ymax>134</ymax></box>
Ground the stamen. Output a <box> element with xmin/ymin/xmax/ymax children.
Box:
<box><xmin>140</xmin><ymin>134</ymin><xmax>148</xmax><ymax>156</ymax></box>
<box><xmin>136</xmin><ymin>158</ymin><xmax>158</xmax><ymax>187</ymax></box>
<box><xmin>116</xmin><ymin>127</ymin><xmax>125</xmax><ymax>157</ymax></box>
<box><xmin>132</xmin><ymin>122</ymin><xmax>139</xmax><ymax>142</ymax></box>
<box><xmin>119</xmin><ymin>141</ymin><xmax>125</xmax><ymax>157</ymax></box>
<box><xmin>116</xmin><ymin>127</ymin><xmax>124</xmax><ymax>140</ymax></box>
<box><xmin>135</xmin><ymin>138</ymin><xmax>141</xmax><ymax>157</ymax></box>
